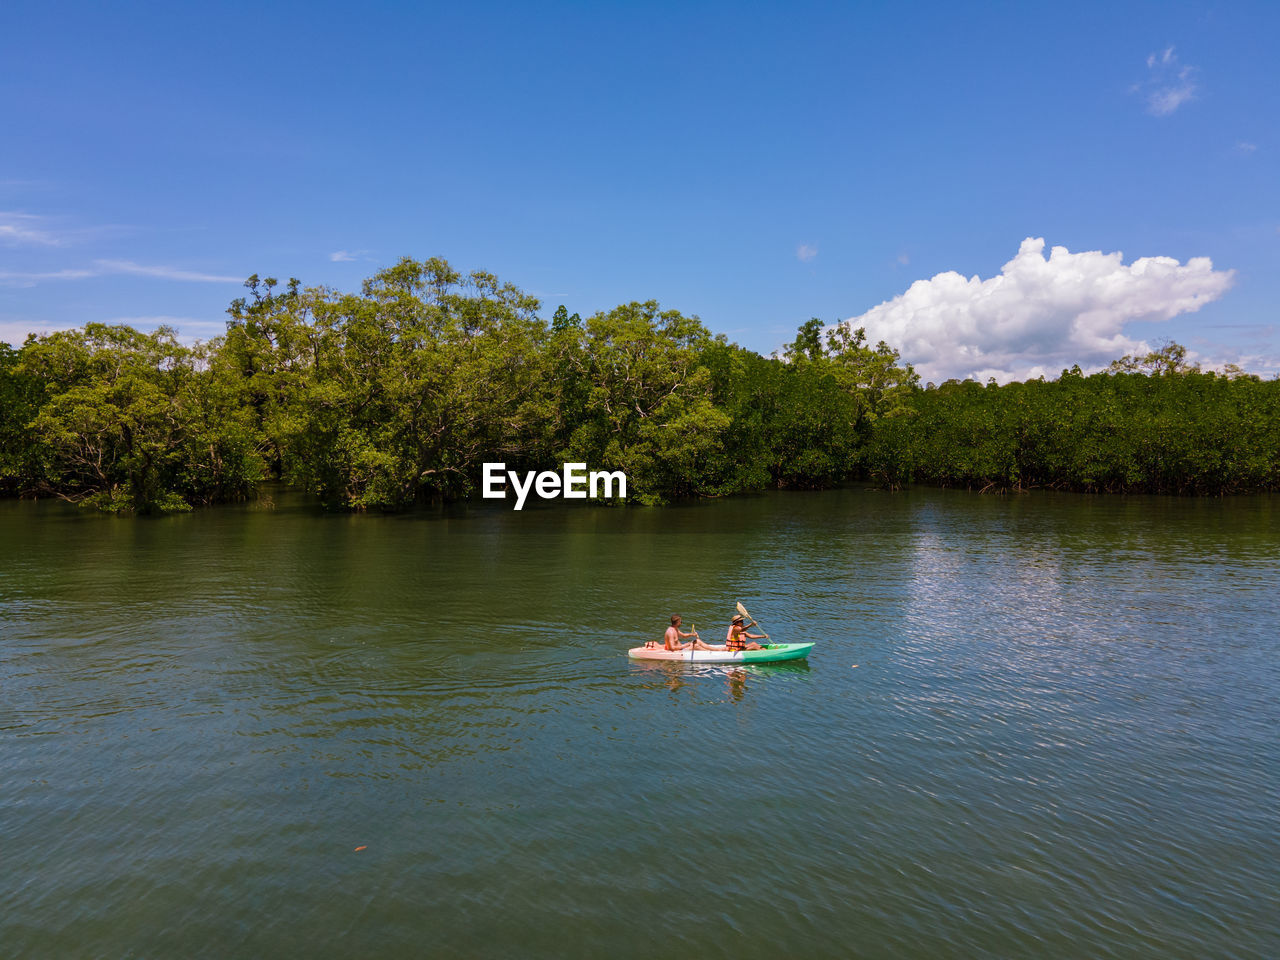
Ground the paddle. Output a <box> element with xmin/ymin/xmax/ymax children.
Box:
<box><xmin>736</xmin><ymin>601</ymin><xmax>771</xmax><ymax>642</ymax></box>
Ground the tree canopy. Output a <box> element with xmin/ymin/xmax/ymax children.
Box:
<box><xmin>1</xmin><ymin>258</ymin><xmax>1276</xmax><ymax>513</ymax></box>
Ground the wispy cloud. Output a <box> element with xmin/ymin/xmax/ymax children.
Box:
<box><xmin>837</xmin><ymin>237</ymin><xmax>1235</xmax><ymax>383</ymax></box>
<box><xmin>0</xmin><ymin>267</ymin><xmax>100</xmax><ymax>284</ymax></box>
<box><xmin>0</xmin><ymin>211</ymin><xmax>131</xmax><ymax>247</ymax></box>
<box><xmin>796</xmin><ymin>244</ymin><xmax>818</xmax><ymax>262</ymax></box>
<box><xmin>1236</xmin><ymin>141</ymin><xmax>1258</xmax><ymax>154</ymax></box>
<box><xmin>0</xmin><ymin>318</ymin><xmax>62</xmax><ymax>345</ymax></box>
<box><xmin>0</xmin><ymin>260</ymin><xmax>243</xmax><ymax>287</ymax></box>
<box><xmin>1137</xmin><ymin>46</ymin><xmax>1198</xmax><ymax>116</ymax></box>
<box><xmin>330</xmin><ymin>249</ymin><xmax>375</xmax><ymax>262</ymax></box>
<box><xmin>93</xmin><ymin>260</ymin><xmax>242</xmax><ymax>282</ymax></box>
<box><xmin>0</xmin><ymin>212</ymin><xmax>66</xmax><ymax>247</ymax></box>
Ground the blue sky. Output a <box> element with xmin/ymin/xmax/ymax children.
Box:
<box><xmin>2</xmin><ymin>0</ymin><xmax>1276</xmax><ymax>379</ymax></box>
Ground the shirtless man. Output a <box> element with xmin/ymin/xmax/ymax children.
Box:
<box><xmin>663</xmin><ymin>615</ymin><xmax>712</xmax><ymax>651</ymax></box>
<box><xmin>725</xmin><ymin>614</ymin><xmax>766</xmax><ymax>652</ymax></box>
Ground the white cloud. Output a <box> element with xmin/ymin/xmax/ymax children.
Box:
<box><xmin>1236</xmin><ymin>141</ymin><xmax>1258</xmax><ymax>154</ymax></box>
<box><xmin>796</xmin><ymin>244</ymin><xmax>818</xmax><ymax>262</ymax></box>
<box><xmin>0</xmin><ymin>267</ymin><xmax>99</xmax><ymax>285</ymax></box>
<box><xmin>839</xmin><ymin>237</ymin><xmax>1235</xmax><ymax>383</ymax></box>
<box><xmin>0</xmin><ymin>260</ymin><xmax>242</xmax><ymax>286</ymax></box>
<box><xmin>0</xmin><ymin>211</ymin><xmax>129</xmax><ymax>247</ymax></box>
<box><xmin>330</xmin><ymin>249</ymin><xmax>374</xmax><ymax>262</ymax></box>
<box><xmin>1138</xmin><ymin>46</ymin><xmax>1198</xmax><ymax>116</ymax></box>
<box><xmin>0</xmin><ymin>318</ymin><xmax>61</xmax><ymax>345</ymax></box>
<box><xmin>92</xmin><ymin>259</ymin><xmax>242</xmax><ymax>283</ymax></box>
<box><xmin>1150</xmin><ymin>83</ymin><xmax>1195</xmax><ymax>116</ymax></box>
<box><xmin>0</xmin><ymin>212</ymin><xmax>66</xmax><ymax>246</ymax></box>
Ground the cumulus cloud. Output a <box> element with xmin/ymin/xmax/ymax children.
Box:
<box><xmin>796</xmin><ymin>244</ymin><xmax>818</xmax><ymax>262</ymax></box>
<box><xmin>839</xmin><ymin>238</ymin><xmax>1235</xmax><ymax>383</ymax></box>
<box><xmin>1137</xmin><ymin>46</ymin><xmax>1198</xmax><ymax>116</ymax></box>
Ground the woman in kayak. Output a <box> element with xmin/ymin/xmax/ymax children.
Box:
<box><xmin>725</xmin><ymin>615</ymin><xmax>766</xmax><ymax>652</ymax></box>
<box><xmin>663</xmin><ymin>615</ymin><xmax>712</xmax><ymax>652</ymax></box>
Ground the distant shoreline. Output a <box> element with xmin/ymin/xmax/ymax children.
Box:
<box><xmin>3</xmin><ymin>261</ymin><xmax>1276</xmax><ymax>515</ymax></box>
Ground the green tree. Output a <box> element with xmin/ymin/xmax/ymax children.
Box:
<box><xmin>255</xmin><ymin>259</ymin><xmax>550</xmax><ymax>509</ymax></box>
<box><xmin>0</xmin><ymin>340</ymin><xmax>46</xmax><ymax>495</ymax></box>
<box><xmin>20</xmin><ymin>325</ymin><xmax>196</xmax><ymax>512</ymax></box>
<box><xmin>564</xmin><ymin>301</ymin><xmax>729</xmax><ymax>503</ymax></box>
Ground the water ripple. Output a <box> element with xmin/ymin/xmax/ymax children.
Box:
<box><xmin>1</xmin><ymin>490</ymin><xmax>1277</xmax><ymax>959</ymax></box>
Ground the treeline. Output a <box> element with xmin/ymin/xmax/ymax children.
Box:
<box><xmin>1</xmin><ymin>258</ymin><xmax>1277</xmax><ymax>512</ymax></box>
<box><xmin>867</xmin><ymin>357</ymin><xmax>1280</xmax><ymax>494</ymax></box>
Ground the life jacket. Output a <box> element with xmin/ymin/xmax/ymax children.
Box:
<box><xmin>726</xmin><ymin>627</ymin><xmax>746</xmax><ymax>651</ymax></box>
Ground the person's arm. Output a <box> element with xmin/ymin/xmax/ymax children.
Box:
<box><xmin>745</xmin><ymin>631</ymin><xmax>767</xmax><ymax>640</ymax></box>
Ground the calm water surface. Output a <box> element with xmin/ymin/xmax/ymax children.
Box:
<box><xmin>2</xmin><ymin>489</ymin><xmax>1277</xmax><ymax>958</ymax></box>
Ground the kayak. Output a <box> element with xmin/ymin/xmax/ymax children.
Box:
<box><xmin>627</xmin><ymin>642</ymin><xmax>814</xmax><ymax>664</ymax></box>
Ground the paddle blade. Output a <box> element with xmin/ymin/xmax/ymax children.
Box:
<box><xmin>738</xmin><ymin>601</ymin><xmax>767</xmax><ymax>638</ymax></box>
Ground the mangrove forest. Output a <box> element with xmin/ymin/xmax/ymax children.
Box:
<box><xmin>2</xmin><ymin>257</ymin><xmax>1277</xmax><ymax>513</ymax></box>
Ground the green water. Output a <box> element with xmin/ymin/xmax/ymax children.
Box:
<box><xmin>2</xmin><ymin>489</ymin><xmax>1277</xmax><ymax>958</ymax></box>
